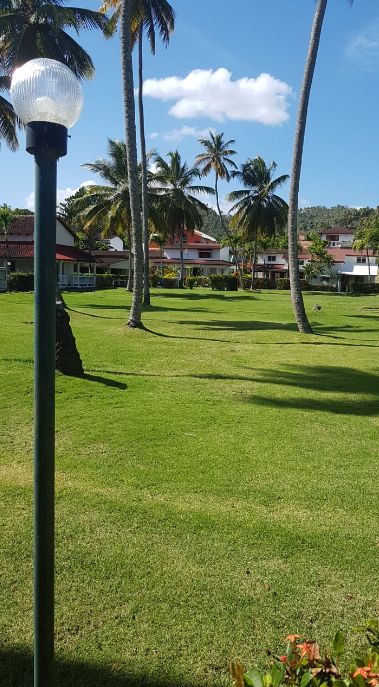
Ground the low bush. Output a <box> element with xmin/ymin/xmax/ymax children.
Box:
<box><xmin>232</xmin><ymin>619</ymin><xmax>379</xmax><ymax>687</ymax></box>
<box><xmin>308</xmin><ymin>284</ymin><xmax>337</xmax><ymax>292</ymax></box>
<box><xmin>150</xmin><ymin>274</ymin><xmax>159</xmax><ymax>287</ymax></box>
<box><xmin>210</xmin><ymin>274</ymin><xmax>226</xmax><ymax>290</ymax></box>
<box><xmin>95</xmin><ymin>273</ymin><xmax>113</xmax><ymax>288</ymax></box>
<box><xmin>7</xmin><ymin>272</ymin><xmax>34</xmax><ymax>291</ymax></box>
<box><xmin>225</xmin><ymin>274</ymin><xmax>239</xmax><ymax>291</ymax></box>
<box><xmin>277</xmin><ymin>278</ymin><xmax>290</xmax><ymax>290</ymax></box>
<box><xmin>253</xmin><ymin>277</ymin><xmax>272</xmax><ymax>289</ymax></box>
<box><xmin>161</xmin><ymin>276</ymin><xmax>177</xmax><ymax>288</ymax></box>
<box><xmin>351</xmin><ymin>283</ymin><xmax>379</xmax><ymax>295</ymax></box>
<box><xmin>185</xmin><ymin>276</ymin><xmax>197</xmax><ymax>289</ymax></box>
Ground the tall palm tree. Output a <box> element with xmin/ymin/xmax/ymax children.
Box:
<box><xmin>0</xmin><ymin>75</ymin><xmax>19</xmax><ymax>150</ymax></box>
<box><xmin>101</xmin><ymin>0</ymin><xmax>175</xmax><ymax>307</ymax></box>
<box><xmin>0</xmin><ymin>0</ymin><xmax>110</xmax><ymax>79</ymax></box>
<box><xmin>227</xmin><ymin>157</ymin><xmax>288</xmax><ymax>288</ymax></box>
<box><xmin>196</xmin><ymin>130</ymin><xmax>237</xmax><ymax>233</ymax></box>
<box><xmin>134</xmin><ymin>1</ymin><xmax>175</xmax><ymax>306</ymax></box>
<box><xmin>287</xmin><ymin>0</ymin><xmax>328</xmax><ymax>334</ymax></box>
<box><xmin>151</xmin><ymin>151</ymin><xmax>215</xmax><ymax>288</ymax></box>
<box><xmin>119</xmin><ymin>0</ymin><xmax>144</xmax><ymax>326</ymax></box>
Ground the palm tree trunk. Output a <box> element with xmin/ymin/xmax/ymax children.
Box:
<box><xmin>138</xmin><ymin>26</ymin><xmax>150</xmax><ymax>307</ymax></box>
<box><xmin>179</xmin><ymin>225</ymin><xmax>184</xmax><ymax>288</ymax></box>
<box><xmin>250</xmin><ymin>232</ymin><xmax>258</xmax><ymax>290</ymax></box>
<box><xmin>120</xmin><ymin>0</ymin><xmax>144</xmax><ymax>327</ymax></box>
<box><xmin>4</xmin><ymin>228</ymin><xmax>9</xmax><ymax>282</ymax></box>
<box><xmin>288</xmin><ymin>0</ymin><xmax>327</xmax><ymax>334</ymax></box>
<box><xmin>215</xmin><ymin>172</ymin><xmax>227</xmax><ymax>234</ymax></box>
<box><xmin>367</xmin><ymin>246</ymin><xmax>371</xmax><ymax>282</ymax></box>
<box><xmin>126</xmin><ymin>226</ymin><xmax>133</xmax><ymax>291</ymax></box>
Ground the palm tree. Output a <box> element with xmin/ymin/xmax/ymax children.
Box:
<box><xmin>227</xmin><ymin>157</ymin><xmax>288</xmax><ymax>288</ymax></box>
<box><xmin>151</xmin><ymin>151</ymin><xmax>215</xmax><ymax>288</ymax></box>
<box><xmin>196</xmin><ymin>130</ymin><xmax>237</xmax><ymax>233</ymax></box>
<box><xmin>100</xmin><ymin>0</ymin><xmax>175</xmax><ymax>307</ymax></box>
<box><xmin>150</xmin><ymin>232</ymin><xmax>166</xmax><ymax>278</ymax></box>
<box><xmin>70</xmin><ymin>139</ymin><xmax>160</xmax><ymax>292</ymax></box>
<box><xmin>0</xmin><ymin>75</ymin><xmax>19</xmax><ymax>150</ymax></box>
<box><xmin>0</xmin><ymin>0</ymin><xmax>110</xmax><ymax>79</ymax></box>
<box><xmin>134</xmin><ymin>1</ymin><xmax>175</xmax><ymax>306</ymax></box>
<box><xmin>287</xmin><ymin>0</ymin><xmax>328</xmax><ymax>334</ymax></box>
<box><xmin>118</xmin><ymin>0</ymin><xmax>144</xmax><ymax>326</ymax></box>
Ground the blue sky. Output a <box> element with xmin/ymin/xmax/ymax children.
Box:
<box><xmin>3</xmin><ymin>0</ymin><xmax>379</xmax><ymax>212</ymax></box>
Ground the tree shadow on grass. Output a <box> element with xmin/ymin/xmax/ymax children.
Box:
<box><xmin>155</xmin><ymin>292</ymin><xmax>250</xmax><ymax>301</ymax></box>
<box><xmin>0</xmin><ymin>646</ymin><xmax>203</xmax><ymax>687</ymax></box>
<box><xmin>82</xmin><ymin>373</ymin><xmax>127</xmax><ymax>390</ymax></box>
<box><xmin>241</xmin><ymin>364</ymin><xmax>379</xmax><ymax>417</ymax></box>
<box><xmin>141</xmin><ymin>325</ymin><xmax>236</xmax><ymax>344</ymax></box>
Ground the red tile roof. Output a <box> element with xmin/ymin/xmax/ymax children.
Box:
<box><xmin>0</xmin><ymin>242</ymin><xmax>94</xmax><ymax>262</ymax></box>
<box><xmin>321</xmin><ymin>227</ymin><xmax>356</xmax><ymax>235</ymax></box>
<box><xmin>5</xmin><ymin>215</ymin><xmax>77</xmax><ymax>239</ymax></box>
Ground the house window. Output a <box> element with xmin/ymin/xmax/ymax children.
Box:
<box><xmin>198</xmin><ymin>250</ymin><xmax>212</xmax><ymax>258</ymax></box>
<box><xmin>267</xmin><ymin>255</ymin><xmax>276</xmax><ymax>262</ymax></box>
<box><xmin>357</xmin><ymin>257</ymin><xmax>367</xmax><ymax>264</ymax></box>
<box><xmin>298</xmin><ymin>259</ymin><xmax>304</xmax><ymax>265</ymax></box>
<box><xmin>182</xmin><ymin>234</ymin><xmax>187</xmax><ymax>243</ymax></box>
<box><xmin>329</xmin><ymin>235</ymin><xmax>339</xmax><ymax>242</ymax></box>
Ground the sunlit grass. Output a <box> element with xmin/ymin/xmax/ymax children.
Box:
<box><xmin>1</xmin><ymin>288</ymin><xmax>378</xmax><ymax>687</ymax></box>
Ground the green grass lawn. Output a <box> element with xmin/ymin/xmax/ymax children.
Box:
<box><xmin>1</xmin><ymin>288</ymin><xmax>378</xmax><ymax>687</ymax></box>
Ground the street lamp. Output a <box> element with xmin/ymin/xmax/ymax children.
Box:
<box><xmin>10</xmin><ymin>58</ymin><xmax>83</xmax><ymax>687</ymax></box>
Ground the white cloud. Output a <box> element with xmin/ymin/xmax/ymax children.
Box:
<box><xmin>150</xmin><ymin>132</ymin><xmax>159</xmax><ymax>139</ymax></box>
<box><xmin>26</xmin><ymin>180</ymin><xmax>95</xmax><ymax>211</ymax></box>
<box><xmin>163</xmin><ymin>125</ymin><xmax>212</xmax><ymax>142</ymax></box>
<box><xmin>143</xmin><ymin>67</ymin><xmax>292</xmax><ymax>125</ymax></box>
<box><xmin>346</xmin><ymin>21</ymin><xmax>379</xmax><ymax>71</ymax></box>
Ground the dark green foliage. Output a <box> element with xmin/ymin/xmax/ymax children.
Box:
<box><xmin>7</xmin><ymin>272</ymin><xmax>34</xmax><ymax>291</ymax></box>
<box><xmin>95</xmin><ymin>273</ymin><xmax>114</xmax><ymax>288</ymax></box>
<box><xmin>0</xmin><ymin>0</ymin><xmax>110</xmax><ymax>79</ymax></box>
<box><xmin>351</xmin><ymin>283</ymin><xmax>379</xmax><ymax>295</ymax></box>
<box><xmin>150</xmin><ymin>273</ymin><xmax>159</xmax><ymax>287</ymax></box>
<box><xmin>224</xmin><ymin>274</ymin><xmax>238</xmax><ymax>291</ymax></box>
<box><xmin>209</xmin><ymin>274</ymin><xmax>226</xmax><ymax>290</ymax></box>
<box><xmin>161</xmin><ymin>275</ymin><xmax>177</xmax><ymax>288</ymax></box>
<box><xmin>185</xmin><ymin>275</ymin><xmax>197</xmax><ymax>289</ymax></box>
<box><xmin>297</xmin><ymin>205</ymin><xmax>376</xmax><ymax>233</ymax></box>
<box><xmin>276</xmin><ymin>279</ymin><xmax>291</xmax><ymax>290</ymax></box>
<box><xmin>198</xmin><ymin>206</ymin><xmax>230</xmax><ymax>240</ymax></box>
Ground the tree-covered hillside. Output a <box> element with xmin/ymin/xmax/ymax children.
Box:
<box><xmin>297</xmin><ymin>205</ymin><xmax>377</xmax><ymax>232</ymax></box>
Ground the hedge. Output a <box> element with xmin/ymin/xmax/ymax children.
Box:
<box><xmin>7</xmin><ymin>272</ymin><xmax>34</xmax><ymax>291</ymax></box>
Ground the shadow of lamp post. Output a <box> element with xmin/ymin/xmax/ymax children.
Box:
<box><xmin>10</xmin><ymin>58</ymin><xmax>83</xmax><ymax>687</ymax></box>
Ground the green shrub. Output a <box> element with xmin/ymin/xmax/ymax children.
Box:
<box><xmin>242</xmin><ymin>274</ymin><xmax>252</xmax><ymax>289</ymax></box>
<box><xmin>161</xmin><ymin>276</ymin><xmax>177</xmax><ymax>288</ymax></box>
<box><xmin>196</xmin><ymin>275</ymin><xmax>210</xmax><ymax>287</ymax></box>
<box><xmin>185</xmin><ymin>276</ymin><xmax>197</xmax><ymax>289</ymax></box>
<box><xmin>252</xmin><ymin>277</ymin><xmax>272</xmax><ymax>289</ymax></box>
<box><xmin>7</xmin><ymin>272</ymin><xmax>34</xmax><ymax>291</ymax></box>
<box><xmin>95</xmin><ymin>273</ymin><xmax>113</xmax><ymax>288</ymax></box>
<box><xmin>351</xmin><ymin>282</ymin><xmax>379</xmax><ymax>294</ymax></box>
<box><xmin>210</xmin><ymin>274</ymin><xmax>225</xmax><ymax>290</ymax></box>
<box><xmin>225</xmin><ymin>274</ymin><xmax>239</xmax><ymax>291</ymax></box>
<box><xmin>308</xmin><ymin>284</ymin><xmax>337</xmax><ymax>292</ymax></box>
<box><xmin>232</xmin><ymin>620</ymin><xmax>379</xmax><ymax>687</ymax></box>
<box><xmin>277</xmin><ymin>278</ymin><xmax>290</xmax><ymax>290</ymax></box>
<box><xmin>150</xmin><ymin>274</ymin><xmax>159</xmax><ymax>287</ymax></box>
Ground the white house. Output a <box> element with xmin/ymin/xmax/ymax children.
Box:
<box><xmin>149</xmin><ymin>229</ymin><xmax>231</xmax><ymax>276</ymax></box>
<box><xmin>0</xmin><ymin>215</ymin><xmax>97</xmax><ymax>288</ymax></box>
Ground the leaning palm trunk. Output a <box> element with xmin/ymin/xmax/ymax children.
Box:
<box><xmin>288</xmin><ymin>0</ymin><xmax>328</xmax><ymax>334</ymax></box>
<box><xmin>120</xmin><ymin>0</ymin><xmax>144</xmax><ymax>327</ymax></box>
<box><xmin>250</xmin><ymin>231</ymin><xmax>258</xmax><ymax>290</ymax></box>
<box><xmin>179</xmin><ymin>226</ymin><xmax>184</xmax><ymax>288</ymax></box>
<box><xmin>215</xmin><ymin>172</ymin><xmax>227</xmax><ymax>234</ymax></box>
<box><xmin>138</xmin><ymin>26</ymin><xmax>150</xmax><ymax>306</ymax></box>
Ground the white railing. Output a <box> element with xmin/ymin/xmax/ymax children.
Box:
<box><xmin>57</xmin><ymin>275</ymin><xmax>69</xmax><ymax>288</ymax></box>
<box><xmin>72</xmin><ymin>274</ymin><xmax>96</xmax><ymax>288</ymax></box>
<box><xmin>0</xmin><ymin>267</ymin><xmax>7</xmax><ymax>292</ymax></box>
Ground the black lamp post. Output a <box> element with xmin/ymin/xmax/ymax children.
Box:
<box><xmin>10</xmin><ymin>58</ymin><xmax>83</xmax><ymax>687</ymax></box>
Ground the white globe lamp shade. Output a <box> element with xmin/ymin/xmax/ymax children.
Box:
<box><xmin>10</xmin><ymin>58</ymin><xmax>83</xmax><ymax>128</ymax></box>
